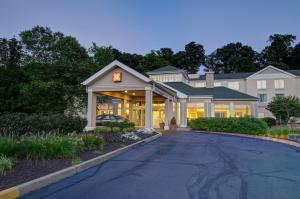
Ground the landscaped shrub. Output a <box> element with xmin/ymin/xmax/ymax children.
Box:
<box><xmin>112</xmin><ymin>127</ymin><xmax>121</xmax><ymax>133</ymax></box>
<box><xmin>267</xmin><ymin>127</ymin><xmax>289</xmax><ymax>139</ymax></box>
<box><xmin>0</xmin><ymin>113</ymin><xmax>86</xmax><ymax>136</ymax></box>
<box><xmin>189</xmin><ymin>117</ymin><xmax>268</xmax><ymax>135</ymax></box>
<box><xmin>0</xmin><ymin>156</ymin><xmax>13</xmax><ymax>175</ymax></box>
<box><xmin>104</xmin><ymin>121</ymin><xmax>135</xmax><ymax>132</ymax></box>
<box><xmin>95</xmin><ymin>127</ymin><xmax>111</xmax><ymax>134</ymax></box>
<box><xmin>0</xmin><ymin>135</ymin><xmax>78</xmax><ymax>159</ymax></box>
<box><xmin>262</xmin><ymin>117</ymin><xmax>277</xmax><ymax>127</ymax></box>
<box><xmin>81</xmin><ymin>134</ymin><xmax>105</xmax><ymax>150</ymax></box>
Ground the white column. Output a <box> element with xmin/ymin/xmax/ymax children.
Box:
<box><xmin>164</xmin><ymin>98</ymin><xmax>170</xmax><ymax>130</ymax></box>
<box><xmin>211</xmin><ymin>102</ymin><xmax>215</xmax><ymax>117</ymax></box>
<box><xmin>145</xmin><ymin>88</ymin><xmax>153</xmax><ymax>130</ymax></box>
<box><xmin>204</xmin><ymin>102</ymin><xmax>212</xmax><ymax>117</ymax></box>
<box><xmin>180</xmin><ymin>99</ymin><xmax>187</xmax><ymax>128</ymax></box>
<box><xmin>230</xmin><ymin>102</ymin><xmax>235</xmax><ymax>117</ymax></box>
<box><xmin>174</xmin><ymin>101</ymin><xmax>178</xmax><ymax>124</ymax></box>
<box><xmin>251</xmin><ymin>102</ymin><xmax>258</xmax><ymax>117</ymax></box>
<box><xmin>128</xmin><ymin>101</ymin><xmax>133</xmax><ymax>121</ymax></box>
<box><xmin>85</xmin><ymin>90</ymin><xmax>97</xmax><ymax>131</ymax></box>
<box><xmin>121</xmin><ymin>100</ymin><xmax>127</xmax><ymax>118</ymax></box>
<box><xmin>112</xmin><ymin>99</ymin><xmax>118</xmax><ymax>116</ymax></box>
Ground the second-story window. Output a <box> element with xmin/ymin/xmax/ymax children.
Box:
<box><xmin>274</xmin><ymin>79</ymin><xmax>284</xmax><ymax>89</ymax></box>
<box><xmin>257</xmin><ymin>80</ymin><xmax>266</xmax><ymax>89</ymax></box>
<box><xmin>258</xmin><ymin>94</ymin><xmax>267</xmax><ymax>103</ymax></box>
<box><xmin>228</xmin><ymin>82</ymin><xmax>239</xmax><ymax>90</ymax></box>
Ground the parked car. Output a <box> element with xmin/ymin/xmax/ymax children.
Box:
<box><xmin>96</xmin><ymin>114</ymin><xmax>127</xmax><ymax>126</ymax></box>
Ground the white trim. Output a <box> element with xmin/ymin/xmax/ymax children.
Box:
<box><xmin>247</xmin><ymin>65</ymin><xmax>296</xmax><ymax>79</ymax></box>
<box><xmin>82</xmin><ymin>60</ymin><xmax>152</xmax><ymax>85</ymax></box>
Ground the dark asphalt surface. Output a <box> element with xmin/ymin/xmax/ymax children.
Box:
<box><xmin>23</xmin><ymin>132</ymin><xmax>300</xmax><ymax>199</ymax></box>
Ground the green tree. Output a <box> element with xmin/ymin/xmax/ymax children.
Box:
<box><xmin>140</xmin><ymin>50</ymin><xmax>170</xmax><ymax>73</ymax></box>
<box><xmin>174</xmin><ymin>42</ymin><xmax>205</xmax><ymax>73</ymax></box>
<box><xmin>288</xmin><ymin>42</ymin><xmax>300</xmax><ymax>69</ymax></box>
<box><xmin>205</xmin><ymin>42</ymin><xmax>258</xmax><ymax>73</ymax></box>
<box><xmin>267</xmin><ymin>96</ymin><xmax>300</xmax><ymax>124</ymax></box>
<box><xmin>0</xmin><ymin>38</ymin><xmax>24</xmax><ymax>113</ymax></box>
<box><xmin>89</xmin><ymin>43</ymin><xmax>115</xmax><ymax>67</ymax></box>
<box><xmin>259</xmin><ymin>34</ymin><xmax>296</xmax><ymax>70</ymax></box>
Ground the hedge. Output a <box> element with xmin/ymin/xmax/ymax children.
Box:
<box><xmin>261</xmin><ymin>117</ymin><xmax>276</xmax><ymax>127</ymax></box>
<box><xmin>189</xmin><ymin>117</ymin><xmax>268</xmax><ymax>135</ymax></box>
<box><xmin>0</xmin><ymin>113</ymin><xmax>86</xmax><ymax>136</ymax></box>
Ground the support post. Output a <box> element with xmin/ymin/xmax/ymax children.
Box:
<box><xmin>230</xmin><ymin>102</ymin><xmax>235</xmax><ymax>117</ymax></box>
<box><xmin>211</xmin><ymin>102</ymin><xmax>215</xmax><ymax>117</ymax></box>
<box><xmin>112</xmin><ymin>99</ymin><xmax>118</xmax><ymax>116</ymax></box>
<box><xmin>179</xmin><ymin>99</ymin><xmax>187</xmax><ymax>128</ymax></box>
<box><xmin>204</xmin><ymin>101</ymin><xmax>212</xmax><ymax>117</ymax></box>
<box><xmin>85</xmin><ymin>90</ymin><xmax>97</xmax><ymax>131</ymax></box>
<box><xmin>164</xmin><ymin>98</ymin><xmax>170</xmax><ymax>130</ymax></box>
<box><xmin>145</xmin><ymin>87</ymin><xmax>153</xmax><ymax>130</ymax></box>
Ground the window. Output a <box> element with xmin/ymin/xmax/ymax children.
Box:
<box><xmin>275</xmin><ymin>93</ymin><xmax>284</xmax><ymax>98</ymax></box>
<box><xmin>257</xmin><ymin>80</ymin><xmax>266</xmax><ymax>89</ymax></box>
<box><xmin>258</xmin><ymin>94</ymin><xmax>267</xmax><ymax>103</ymax></box>
<box><xmin>228</xmin><ymin>82</ymin><xmax>239</xmax><ymax>90</ymax></box>
<box><xmin>215</xmin><ymin>112</ymin><xmax>226</xmax><ymax>118</ymax></box>
<box><xmin>195</xmin><ymin>82</ymin><xmax>205</xmax><ymax>87</ymax></box>
<box><xmin>274</xmin><ymin>79</ymin><xmax>284</xmax><ymax>89</ymax></box>
<box><xmin>214</xmin><ymin>82</ymin><xmax>221</xmax><ymax>87</ymax></box>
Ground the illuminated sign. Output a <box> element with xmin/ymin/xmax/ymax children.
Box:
<box><xmin>113</xmin><ymin>72</ymin><xmax>122</xmax><ymax>82</ymax></box>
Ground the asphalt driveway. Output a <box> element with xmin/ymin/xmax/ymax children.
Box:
<box><xmin>23</xmin><ymin>132</ymin><xmax>300</xmax><ymax>199</ymax></box>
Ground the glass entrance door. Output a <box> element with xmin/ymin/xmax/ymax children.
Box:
<box><xmin>132</xmin><ymin>102</ymin><xmax>145</xmax><ymax>127</ymax></box>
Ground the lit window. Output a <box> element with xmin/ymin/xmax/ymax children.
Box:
<box><xmin>257</xmin><ymin>80</ymin><xmax>266</xmax><ymax>89</ymax></box>
<box><xmin>258</xmin><ymin>94</ymin><xmax>267</xmax><ymax>103</ymax></box>
<box><xmin>274</xmin><ymin>79</ymin><xmax>284</xmax><ymax>89</ymax></box>
<box><xmin>195</xmin><ymin>82</ymin><xmax>205</xmax><ymax>87</ymax></box>
<box><xmin>228</xmin><ymin>82</ymin><xmax>239</xmax><ymax>90</ymax></box>
<box><xmin>214</xmin><ymin>82</ymin><xmax>221</xmax><ymax>87</ymax></box>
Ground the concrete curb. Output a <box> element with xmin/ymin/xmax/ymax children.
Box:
<box><xmin>196</xmin><ymin>131</ymin><xmax>300</xmax><ymax>149</ymax></box>
<box><xmin>0</xmin><ymin>133</ymin><xmax>161</xmax><ymax>199</ymax></box>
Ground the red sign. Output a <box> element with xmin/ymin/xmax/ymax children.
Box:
<box><xmin>113</xmin><ymin>72</ymin><xmax>122</xmax><ymax>82</ymax></box>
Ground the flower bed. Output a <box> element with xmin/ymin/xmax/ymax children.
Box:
<box><xmin>0</xmin><ymin>124</ymin><xmax>157</xmax><ymax>191</ymax></box>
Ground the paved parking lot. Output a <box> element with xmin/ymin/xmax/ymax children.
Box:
<box><xmin>23</xmin><ymin>132</ymin><xmax>300</xmax><ymax>199</ymax></box>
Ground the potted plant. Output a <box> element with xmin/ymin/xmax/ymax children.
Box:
<box><xmin>170</xmin><ymin>117</ymin><xmax>177</xmax><ymax>131</ymax></box>
<box><xmin>159</xmin><ymin>122</ymin><xmax>165</xmax><ymax>130</ymax></box>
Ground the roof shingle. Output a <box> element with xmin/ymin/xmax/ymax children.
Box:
<box><xmin>165</xmin><ymin>82</ymin><xmax>257</xmax><ymax>100</ymax></box>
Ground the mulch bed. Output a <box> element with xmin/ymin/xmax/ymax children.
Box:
<box><xmin>0</xmin><ymin>132</ymin><xmax>157</xmax><ymax>191</ymax></box>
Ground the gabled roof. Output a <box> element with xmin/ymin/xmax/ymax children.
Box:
<box><xmin>165</xmin><ymin>82</ymin><xmax>257</xmax><ymax>100</ymax></box>
<box><xmin>190</xmin><ymin>66</ymin><xmax>300</xmax><ymax>81</ymax></box>
<box><xmin>82</xmin><ymin>60</ymin><xmax>151</xmax><ymax>86</ymax></box>
<box><xmin>148</xmin><ymin>65</ymin><xmax>181</xmax><ymax>73</ymax></box>
<box><xmin>247</xmin><ymin>65</ymin><xmax>296</xmax><ymax>79</ymax></box>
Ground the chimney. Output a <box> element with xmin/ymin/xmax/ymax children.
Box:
<box><xmin>205</xmin><ymin>70</ymin><xmax>214</xmax><ymax>88</ymax></box>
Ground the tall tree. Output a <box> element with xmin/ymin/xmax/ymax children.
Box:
<box><xmin>140</xmin><ymin>50</ymin><xmax>169</xmax><ymax>73</ymax></box>
<box><xmin>20</xmin><ymin>26</ymin><xmax>63</xmax><ymax>63</ymax></box>
<box><xmin>259</xmin><ymin>34</ymin><xmax>296</xmax><ymax>70</ymax></box>
<box><xmin>174</xmin><ymin>42</ymin><xmax>205</xmax><ymax>73</ymax></box>
<box><xmin>157</xmin><ymin>48</ymin><xmax>174</xmax><ymax>64</ymax></box>
<box><xmin>205</xmin><ymin>42</ymin><xmax>258</xmax><ymax>73</ymax></box>
<box><xmin>288</xmin><ymin>42</ymin><xmax>300</xmax><ymax>69</ymax></box>
<box><xmin>0</xmin><ymin>38</ymin><xmax>24</xmax><ymax>112</ymax></box>
<box><xmin>89</xmin><ymin>43</ymin><xmax>115</xmax><ymax>68</ymax></box>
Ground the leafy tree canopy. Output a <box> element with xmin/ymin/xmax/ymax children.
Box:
<box><xmin>259</xmin><ymin>34</ymin><xmax>296</xmax><ymax>70</ymax></box>
<box><xmin>267</xmin><ymin>96</ymin><xmax>300</xmax><ymax>124</ymax></box>
<box><xmin>205</xmin><ymin>42</ymin><xmax>258</xmax><ymax>73</ymax></box>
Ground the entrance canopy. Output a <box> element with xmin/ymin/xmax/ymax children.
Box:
<box><xmin>82</xmin><ymin>60</ymin><xmax>178</xmax><ymax>131</ymax></box>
